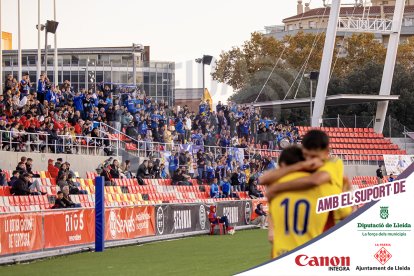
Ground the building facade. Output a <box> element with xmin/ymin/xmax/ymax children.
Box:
<box><xmin>265</xmin><ymin>1</ymin><xmax>414</xmax><ymax>44</ymax></box>
<box><xmin>2</xmin><ymin>46</ymin><xmax>175</xmax><ymax>106</ymax></box>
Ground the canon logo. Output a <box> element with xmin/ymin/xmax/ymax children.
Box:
<box><xmin>295</xmin><ymin>255</ymin><xmax>350</xmax><ymax>267</ymax></box>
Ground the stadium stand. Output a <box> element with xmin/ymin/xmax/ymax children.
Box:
<box><xmin>297</xmin><ymin>126</ymin><xmax>405</xmax><ymax>161</ymax></box>
<box><xmin>0</xmin><ymin>173</ymin><xmax>264</xmax><ymax>212</ymax></box>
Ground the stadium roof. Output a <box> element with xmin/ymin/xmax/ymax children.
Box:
<box><xmin>283</xmin><ymin>5</ymin><xmax>414</xmax><ymax>22</ymax></box>
<box><xmin>253</xmin><ymin>94</ymin><xmax>400</xmax><ymax>109</ymax></box>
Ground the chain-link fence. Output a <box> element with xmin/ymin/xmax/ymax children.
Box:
<box><xmin>299</xmin><ymin>115</ymin><xmax>412</xmax><ymax>138</ymax></box>
<box><xmin>383</xmin><ymin>116</ymin><xmax>413</xmax><ymax>138</ymax></box>
<box><xmin>320</xmin><ymin>115</ymin><xmax>375</xmax><ymax>128</ymax></box>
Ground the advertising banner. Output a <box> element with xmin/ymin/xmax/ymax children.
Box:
<box><xmin>105</xmin><ymin>206</ymin><xmax>155</xmax><ymax>241</ymax></box>
<box><xmin>239</xmin><ymin>169</ymin><xmax>414</xmax><ymax>275</ymax></box>
<box><xmin>216</xmin><ymin>200</ymin><xmax>253</xmax><ymax>226</ymax></box>
<box><xmin>383</xmin><ymin>155</ymin><xmax>414</xmax><ymax>175</ymax></box>
<box><xmin>43</xmin><ymin>209</ymin><xmax>95</xmax><ymax>248</ymax></box>
<box><xmin>155</xmin><ymin>203</ymin><xmax>209</xmax><ymax>235</ymax></box>
<box><xmin>0</xmin><ymin>213</ymin><xmax>42</xmax><ymax>255</ymax></box>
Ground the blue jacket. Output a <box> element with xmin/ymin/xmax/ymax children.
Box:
<box><xmin>45</xmin><ymin>90</ymin><xmax>57</xmax><ymax>104</ymax></box>
<box><xmin>73</xmin><ymin>95</ymin><xmax>84</xmax><ymax>111</ymax></box>
<box><xmin>175</xmin><ymin>121</ymin><xmax>185</xmax><ymax>134</ymax></box>
<box><xmin>168</xmin><ymin>156</ymin><xmax>178</xmax><ymax>170</ymax></box>
<box><xmin>222</xmin><ymin>181</ymin><xmax>231</xmax><ymax>195</ymax></box>
<box><xmin>210</xmin><ymin>183</ymin><xmax>219</xmax><ymax>198</ymax></box>
<box><xmin>37</xmin><ymin>79</ymin><xmax>46</xmax><ymax>94</ymax></box>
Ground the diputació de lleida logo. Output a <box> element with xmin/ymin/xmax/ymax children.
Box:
<box><xmin>380</xmin><ymin>206</ymin><xmax>389</xmax><ymax>220</ymax></box>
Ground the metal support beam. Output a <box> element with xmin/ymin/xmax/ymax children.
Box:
<box><xmin>17</xmin><ymin>0</ymin><xmax>22</xmax><ymax>81</ymax></box>
<box><xmin>374</xmin><ymin>0</ymin><xmax>405</xmax><ymax>133</ymax></box>
<box><xmin>37</xmin><ymin>0</ymin><xmax>41</xmax><ymax>82</ymax></box>
<box><xmin>0</xmin><ymin>0</ymin><xmax>2</xmax><ymax>93</ymax></box>
<box><xmin>311</xmin><ymin>0</ymin><xmax>341</xmax><ymax>127</ymax></box>
<box><xmin>53</xmin><ymin>0</ymin><xmax>58</xmax><ymax>85</ymax></box>
<box><xmin>338</xmin><ymin>17</ymin><xmax>393</xmax><ymax>34</ymax></box>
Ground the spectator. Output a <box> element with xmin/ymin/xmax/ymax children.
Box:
<box><xmin>36</xmin><ymin>73</ymin><xmax>48</xmax><ymax>103</ymax></box>
<box><xmin>120</xmin><ymin>160</ymin><xmax>132</xmax><ymax>179</ymax></box>
<box><xmin>58</xmin><ymin>162</ymin><xmax>71</xmax><ymax>180</ymax></box>
<box><xmin>55</xmin><ymin>158</ymin><xmax>63</xmax><ymax>168</ymax></box>
<box><xmin>388</xmin><ymin>174</ymin><xmax>395</xmax><ymax>182</ymax></box>
<box><xmin>168</xmin><ymin>151</ymin><xmax>179</xmax><ymax>177</ymax></box>
<box><xmin>136</xmin><ymin>160</ymin><xmax>150</xmax><ymax>182</ymax></box>
<box><xmin>61</xmin><ymin>186</ymin><xmax>81</xmax><ymax>208</ymax></box>
<box><xmin>251</xmin><ymin>203</ymin><xmax>267</xmax><ymax>229</ymax></box>
<box><xmin>48</xmin><ymin>159</ymin><xmax>59</xmax><ymax>179</ymax></box>
<box><xmin>52</xmin><ymin>191</ymin><xmax>68</xmax><ymax>209</ymax></box>
<box><xmin>15</xmin><ymin>161</ymin><xmax>27</xmax><ymax>174</ymax></box>
<box><xmin>100</xmin><ymin>165</ymin><xmax>114</xmax><ymax>186</ymax></box>
<box><xmin>159</xmin><ymin>163</ymin><xmax>168</xmax><ymax>179</ymax></box>
<box><xmin>67</xmin><ymin>176</ymin><xmax>87</xmax><ymax>195</ymax></box>
<box><xmin>8</xmin><ymin>170</ymin><xmax>20</xmax><ymax>186</ymax></box>
<box><xmin>0</xmin><ymin>169</ymin><xmax>6</xmax><ymax>186</ymax></box>
<box><xmin>57</xmin><ymin>171</ymin><xmax>70</xmax><ymax>191</ymax></box>
<box><xmin>208</xmin><ymin>205</ymin><xmax>234</xmax><ymax>233</ymax></box>
<box><xmin>110</xmin><ymin>159</ymin><xmax>121</xmax><ymax>179</ymax></box>
<box><xmin>11</xmin><ymin>172</ymin><xmax>44</xmax><ymax>195</ymax></box>
<box><xmin>210</xmin><ymin>178</ymin><xmax>221</xmax><ymax>198</ymax></box>
<box><xmin>196</xmin><ymin>150</ymin><xmax>206</xmax><ymax>181</ymax></box>
<box><xmin>221</xmin><ymin>177</ymin><xmax>232</xmax><ymax>198</ymax></box>
<box><xmin>171</xmin><ymin>167</ymin><xmax>191</xmax><ymax>186</ymax></box>
<box><xmin>248</xmin><ymin>178</ymin><xmax>263</xmax><ymax>199</ymax></box>
<box><xmin>376</xmin><ymin>165</ymin><xmax>384</xmax><ymax>184</ymax></box>
<box><xmin>230</xmin><ymin>169</ymin><xmax>240</xmax><ymax>192</ymax></box>
<box><xmin>205</xmin><ymin>162</ymin><xmax>215</xmax><ymax>184</ymax></box>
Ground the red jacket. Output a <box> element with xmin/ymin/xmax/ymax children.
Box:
<box><xmin>48</xmin><ymin>164</ymin><xmax>59</xmax><ymax>179</ymax></box>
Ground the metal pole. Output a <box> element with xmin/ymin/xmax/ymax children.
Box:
<box><xmin>337</xmin><ymin>114</ymin><xmax>340</xmax><ymax>128</ymax></box>
<box><xmin>374</xmin><ymin>0</ymin><xmax>405</xmax><ymax>133</ymax></box>
<box><xmin>85</xmin><ymin>64</ymin><xmax>88</xmax><ymax>91</ymax></box>
<box><xmin>309</xmin><ymin>80</ymin><xmax>313</xmax><ymax>126</ymax></box>
<box><xmin>132</xmin><ymin>53</ymin><xmax>136</xmax><ymax>86</ymax></box>
<box><xmin>53</xmin><ymin>0</ymin><xmax>58</xmax><ymax>85</ymax></box>
<box><xmin>44</xmin><ymin>30</ymin><xmax>48</xmax><ymax>74</ymax></box>
<box><xmin>0</xmin><ymin>0</ymin><xmax>2</xmax><ymax>93</ymax></box>
<box><xmin>311</xmin><ymin>0</ymin><xmax>341</xmax><ymax>127</ymax></box>
<box><xmin>37</xmin><ymin>0</ymin><xmax>41</xmax><ymax>82</ymax></box>
<box><xmin>17</xmin><ymin>0</ymin><xmax>22</xmax><ymax>81</ymax></box>
<box><xmin>202</xmin><ymin>62</ymin><xmax>205</xmax><ymax>100</ymax></box>
<box><xmin>355</xmin><ymin>114</ymin><xmax>357</xmax><ymax>129</ymax></box>
<box><xmin>389</xmin><ymin>115</ymin><xmax>392</xmax><ymax>138</ymax></box>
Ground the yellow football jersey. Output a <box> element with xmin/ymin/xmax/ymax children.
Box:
<box><xmin>270</xmin><ymin>158</ymin><xmax>352</xmax><ymax>258</ymax></box>
<box><xmin>318</xmin><ymin>158</ymin><xmax>352</xmax><ymax>222</ymax></box>
<box><xmin>270</xmin><ymin>171</ymin><xmax>330</xmax><ymax>258</ymax></box>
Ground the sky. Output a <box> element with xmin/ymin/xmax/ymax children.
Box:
<box><xmin>2</xmin><ymin>0</ymin><xmax>329</xmax><ymax>103</ymax></box>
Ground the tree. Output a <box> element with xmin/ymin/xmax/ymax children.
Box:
<box><xmin>213</xmin><ymin>31</ymin><xmax>414</xmax><ymax>130</ymax></box>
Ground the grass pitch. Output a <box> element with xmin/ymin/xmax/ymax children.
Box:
<box><xmin>0</xmin><ymin>229</ymin><xmax>270</xmax><ymax>276</ymax></box>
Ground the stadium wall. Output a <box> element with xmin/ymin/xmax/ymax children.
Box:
<box><xmin>0</xmin><ymin>151</ymin><xmax>121</xmax><ymax>178</ymax></box>
<box><xmin>0</xmin><ymin>200</ymin><xmax>261</xmax><ymax>264</ymax></box>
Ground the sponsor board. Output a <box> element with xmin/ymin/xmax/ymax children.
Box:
<box><xmin>43</xmin><ymin>209</ymin><xmax>95</xmax><ymax>248</ymax></box>
<box><xmin>215</xmin><ymin>200</ymin><xmax>253</xmax><ymax>227</ymax></box>
<box><xmin>155</xmin><ymin>203</ymin><xmax>209</xmax><ymax>235</ymax></box>
<box><xmin>105</xmin><ymin>206</ymin><xmax>155</xmax><ymax>240</ymax></box>
<box><xmin>383</xmin><ymin>155</ymin><xmax>414</xmax><ymax>175</ymax></box>
<box><xmin>0</xmin><ymin>213</ymin><xmax>42</xmax><ymax>255</ymax></box>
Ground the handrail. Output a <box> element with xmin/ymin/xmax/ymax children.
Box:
<box><xmin>0</xmin><ymin>129</ymin><xmax>119</xmax><ymax>157</ymax></box>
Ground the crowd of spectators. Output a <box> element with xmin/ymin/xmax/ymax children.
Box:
<box><xmin>0</xmin><ymin>72</ymin><xmax>302</xmax><ymax>201</ymax></box>
<box><xmin>0</xmin><ymin>72</ymin><xmax>298</xmax><ymax>156</ymax></box>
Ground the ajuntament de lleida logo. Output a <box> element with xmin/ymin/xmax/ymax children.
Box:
<box><xmin>380</xmin><ymin>206</ymin><xmax>389</xmax><ymax>219</ymax></box>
